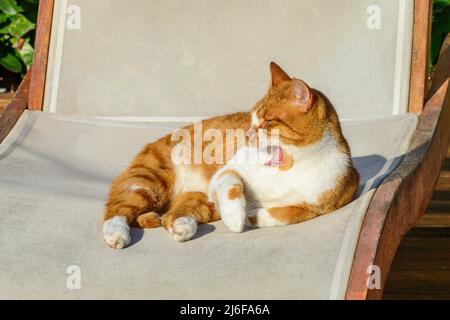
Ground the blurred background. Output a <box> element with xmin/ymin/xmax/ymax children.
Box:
<box><xmin>0</xmin><ymin>0</ymin><xmax>37</xmax><ymax>110</ymax></box>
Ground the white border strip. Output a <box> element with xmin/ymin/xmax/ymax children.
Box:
<box><xmin>48</xmin><ymin>0</ymin><xmax>68</xmax><ymax>113</ymax></box>
<box><xmin>392</xmin><ymin>0</ymin><xmax>408</xmax><ymax>115</ymax></box>
<box><xmin>328</xmin><ymin>191</ymin><xmax>375</xmax><ymax>300</ymax></box>
<box><xmin>93</xmin><ymin>116</ymin><xmax>207</xmax><ymax>123</ymax></box>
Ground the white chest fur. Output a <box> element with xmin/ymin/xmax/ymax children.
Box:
<box><xmin>223</xmin><ymin>130</ymin><xmax>349</xmax><ymax>209</ymax></box>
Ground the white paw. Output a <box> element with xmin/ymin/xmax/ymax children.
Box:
<box><xmin>170</xmin><ymin>216</ymin><xmax>198</xmax><ymax>242</ymax></box>
<box><xmin>103</xmin><ymin>216</ymin><xmax>131</xmax><ymax>249</ymax></box>
<box><xmin>220</xmin><ymin>202</ymin><xmax>246</xmax><ymax>233</ymax></box>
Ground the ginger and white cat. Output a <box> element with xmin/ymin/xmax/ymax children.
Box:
<box><xmin>102</xmin><ymin>63</ymin><xmax>359</xmax><ymax>249</ymax></box>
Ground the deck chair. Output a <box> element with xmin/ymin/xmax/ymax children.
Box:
<box><xmin>0</xmin><ymin>0</ymin><xmax>449</xmax><ymax>300</ymax></box>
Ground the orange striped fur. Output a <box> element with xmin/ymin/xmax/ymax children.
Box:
<box><xmin>103</xmin><ymin>62</ymin><xmax>359</xmax><ymax>248</ymax></box>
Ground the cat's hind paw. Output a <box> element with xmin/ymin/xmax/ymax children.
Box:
<box><xmin>170</xmin><ymin>216</ymin><xmax>198</xmax><ymax>242</ymax></box>
<box><xmin>103</xmin><ymin>216</ymin><xmax>131</xmax><ymax>249</ymax></box>
<box><xmin>220</xmin><ymin>201</ymin><xmax>246</xmax><ymax>233</ymax></box>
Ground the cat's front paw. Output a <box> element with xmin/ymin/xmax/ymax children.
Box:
<box><xmin>103</xmin><ymin>216</ymin><xmax>131</xmax><ymax>249</ymax></box>
<box><xmin>170</xmin><ymin>216</ymin><xmax>198</xmax><ymax>242</ymax></box>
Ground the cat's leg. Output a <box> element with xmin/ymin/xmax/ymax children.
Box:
<box><xmin>248</xmin><ymin>205</ymin><xmax>319</xmax><ymax>228</ymax></box>
<box><xmin>210</xmin><ymin>170</ymin><xmax>247</xmax><ymax>233</ymax></box>
<box><xmin>103</xmin><ymin>174</ymin><xmax>171</xmax><ymax>248</ymax></box>
<box><xmin>103</xmin><ymin>145</ymin><xmax>174</xmax><ymax>249</ymax></box>
<box><xmin>161</xmin><ymin>192</ymin><xmax>219</xmax><ymax>242</ymax></box>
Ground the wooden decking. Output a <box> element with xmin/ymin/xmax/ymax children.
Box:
<box><xmin>383</xmin><ymin>152</ymin><xmax>450</xmax><ymax>300</ymax></box>
<box><xmin>0</xmin><ymin>93</ymin><xmax>13</xmax><ymax>114</ymax></box>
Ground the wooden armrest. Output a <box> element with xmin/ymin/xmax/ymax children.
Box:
<box><xmin>0</xmin><ymin>69</ymin><xmax>32</xmax><ymax>144</ymax></box>
<box><xmin>428</xmin><ymin>33</ymin><xmax>450</xmax><ymax>99</ymax></box>
<box><xmin>346</xmin><ymin>79</ymin><xmax>450</xmax><ymax>300</ymax></box>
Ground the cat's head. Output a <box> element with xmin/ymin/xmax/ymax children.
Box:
<box><xmin>250</xmin><ymin>62</ymin><xmax>328</xmax><ymax>147</ymax></box>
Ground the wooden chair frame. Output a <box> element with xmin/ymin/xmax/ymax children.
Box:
<box><xmin>0</xmin><ymin>0</ymin><xmax>449</xmax><ymax>300</ymax></box>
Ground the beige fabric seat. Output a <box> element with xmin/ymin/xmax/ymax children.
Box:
<box><xmin>0</xmin><ymin>0</ymin><xmax>422</xmax><ymax>299</ymax></box>
<box><xmin>0</xmin><ymin>111</ymin><xmax>417</xmax><ymax>299</ymax></box>
<box><xmin>46</xmin><ymin>0</ymin><xmax>413</xmax><ymax>119</ymax></box>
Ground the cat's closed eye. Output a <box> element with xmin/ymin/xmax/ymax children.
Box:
<box><xmin>260</xmin><ymin>121</ymin><xmax>271</xmax><ymax>128</ymax></box>
<box><xmin>261</xmin><ymin>118</ymin><xmax>280</xmax><ymax>129</ymax></box>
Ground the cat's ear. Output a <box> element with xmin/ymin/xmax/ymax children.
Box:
<box><xmin>288</xmin><ymin>79</ymin><xmax>315</xmax><ymax>113</ymax></box>
<box><xmin>270</xmin><ymin>62</ymin><xmax>291</xmax><ymax>87</ymax></box>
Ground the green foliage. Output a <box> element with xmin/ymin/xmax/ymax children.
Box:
<box><xmin>431</xmin><ymin>0</ymin><xmax>450</xmax><ymax>68</ymax></box>
<box><xmin>0</xmin><ymin>0</ymin><xmax>38</xmax><ymax>75</ymax></box>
